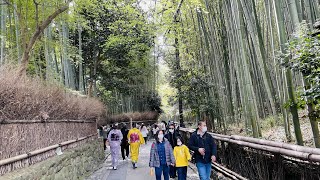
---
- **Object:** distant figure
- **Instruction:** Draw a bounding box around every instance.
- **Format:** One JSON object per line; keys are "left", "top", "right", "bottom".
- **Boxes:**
{"left": 165, "top": 122, "right": 179, "bottom": 178}
{"left": 188, "top": 120, "right": 217, "bottom": 180}
{"left": 149, "top": 130, "right": 175, "bottom": 180}
{"left": 174, "top": 137, "right": 191, "bottom": 180}
{"left": 160, "top": 121, "right": 167, "bottom": 131}
{"left": 128, "top": 123, "right": 145, "bottom": 169}
{"left": 107, "top": 123, "right": 123, "bottom": 170}
{"left": 102, "top": 126, "right": 109, "bottom": 150}
{"left": 152, "top": 124, "right": 159, "bottom": 139}
{"left": 136, "top": 123, "right": 141, "bottom": 130}
{"left": 140, "top": 124, "right": 149, "bottom": 144}
{"left": 147, "top": 124, "right": 152, "bottom": 139}
{"left": 98, "top": 126, "right": 103, "bottom": 137}
{"left": 121, "top": 123, "right": 130, "bottom": 160}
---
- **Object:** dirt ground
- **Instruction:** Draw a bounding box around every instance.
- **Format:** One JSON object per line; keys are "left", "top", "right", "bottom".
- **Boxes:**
{"left": 227, "top": 110, "right": 317, "bottom": 147}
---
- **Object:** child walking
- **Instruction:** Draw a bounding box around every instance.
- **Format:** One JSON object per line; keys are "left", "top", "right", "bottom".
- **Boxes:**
{"left": 173, "top": 137, "right": 191, "bottom": 180}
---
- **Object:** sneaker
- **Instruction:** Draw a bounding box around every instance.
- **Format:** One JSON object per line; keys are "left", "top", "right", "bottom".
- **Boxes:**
{"left": 132, "top": 162, "right": 137, "bottom": 169}
{"left": 113, "top": 166, "right": 117, "bottom": 170}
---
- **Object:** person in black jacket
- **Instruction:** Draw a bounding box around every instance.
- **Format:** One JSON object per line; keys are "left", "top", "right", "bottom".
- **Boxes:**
{"left": 188, "top": 120, "right": 217, "bottom": 180}
{"left": 121, "top": 123, "right": 130, "bottom": 160}
{"left": 164, "top": 123, "right": 179, "bottom": 178}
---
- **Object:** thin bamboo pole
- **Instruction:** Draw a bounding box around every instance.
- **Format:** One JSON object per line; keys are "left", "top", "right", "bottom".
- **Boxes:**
{"left": 0, "top": 133, "right": 96, "bottom": 167}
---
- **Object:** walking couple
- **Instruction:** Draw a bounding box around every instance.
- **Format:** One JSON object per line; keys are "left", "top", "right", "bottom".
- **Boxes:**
{"left": 106, "top": 122, "right": 145, "bottom": 170}
{"left": 149, "top": 120, "right": 217, "bottom": 180}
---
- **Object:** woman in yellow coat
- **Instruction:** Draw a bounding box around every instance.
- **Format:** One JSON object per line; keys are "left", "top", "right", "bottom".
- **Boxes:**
{"left": 128, "top": 123, "right": 145, "bottom": 169}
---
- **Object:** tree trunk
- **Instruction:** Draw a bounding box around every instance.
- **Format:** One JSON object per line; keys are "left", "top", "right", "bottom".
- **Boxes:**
{"left": 175, "top": 33, "right": 184, "bottom": 126}
{"left": 78, "top": 24, "right": 84, "bottom": 93}
{"left": 273, "top": 0, "right": 304, "bottom": 145}
{"left": 287, "top": 0, "right": 320, "bottom": 146}
{"left": 239, "top": 0, "right": 279, "bottom": 124}
{"left": 19, "top": 3, "right": 69, "bottom": 76}
{"left": 0, "top": 4, "right": 7, "bottom": 65}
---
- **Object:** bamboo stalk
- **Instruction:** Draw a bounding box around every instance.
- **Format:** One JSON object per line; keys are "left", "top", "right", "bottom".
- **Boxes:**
{"left": 216, "top": 136, "right": 320, "bottom": 161}
{"left": 229, "top": 135, "right": 320, "bottom": 155}
{"left": 212, "top": 162, "right": 248, "bottom": 180}
{"left": 211, "top": 163, "right": 239, "bottom": 180}
{"left": 180, "top": 128, "right": 320, "bottom": 160}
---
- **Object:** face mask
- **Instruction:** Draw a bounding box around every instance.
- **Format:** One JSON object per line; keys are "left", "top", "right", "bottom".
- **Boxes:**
{"left": 202, "top": 127, "right": 207, "bottom": 133}
{"left": 158, "top": 134, "right": 164, "bottom": 140}
{"left": 169, "top": 129, "right": 174, "bottom": 133}
{"left": 177, "top": 142, "right": 182, "bottom": 146}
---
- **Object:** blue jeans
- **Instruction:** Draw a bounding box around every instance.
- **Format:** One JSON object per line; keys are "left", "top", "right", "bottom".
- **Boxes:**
{"left": 176, "top": 166, "right": 187, "bottom": 180}
{"left": 155, "top": 164, "right": 169, "bottom": 180}
{"left": 196, "top": 162, "right": 212, "bottom": 180}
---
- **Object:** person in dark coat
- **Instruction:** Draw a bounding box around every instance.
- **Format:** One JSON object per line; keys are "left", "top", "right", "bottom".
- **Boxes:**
{"left": 121, "top": 123, "right": 130, "bottom": 160}
{"left": 188, "top": 120, "right": 217, "bottom": 180}
{"left": 164, "top": 123, "right": 179, "bottom": 178}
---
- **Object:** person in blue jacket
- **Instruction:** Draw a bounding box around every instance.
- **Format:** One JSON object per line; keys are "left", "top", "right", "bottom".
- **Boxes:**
{"left": 188, "top": 120, "right": 217, "bottom": 180}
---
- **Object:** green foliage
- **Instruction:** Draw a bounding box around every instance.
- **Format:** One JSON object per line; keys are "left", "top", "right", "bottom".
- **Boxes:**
{"left": 283, "top": 89, "right": 307, "bottom": 109}
{"left": 72, "top": 0, "right": 157, "bottom": 114}
{"left": 145, "top": 91, "right": 162, "bottom": 113}
{"left": 168, "top": 67, "right": 212, "bottom": 116}
{"left": 1, "top": 0, "right": 158, "bottom": 114}
{"left": 281, "top": 22, "right": 320, "bottom": 111}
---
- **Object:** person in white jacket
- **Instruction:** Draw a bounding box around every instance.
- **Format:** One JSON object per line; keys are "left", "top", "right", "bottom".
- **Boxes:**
{"left": 140, "top": 124, "right": 149, "bottom": 144}
{"left": 107, "top": 123, "right": 123, "bottom": 170}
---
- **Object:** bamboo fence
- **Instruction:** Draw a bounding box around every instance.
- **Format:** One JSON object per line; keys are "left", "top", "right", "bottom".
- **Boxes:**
{"left": 0, "top": 119, "right": 97, "bottom": 175}
{"left": 179, "top": 128, "right": 320, "bottom": 180}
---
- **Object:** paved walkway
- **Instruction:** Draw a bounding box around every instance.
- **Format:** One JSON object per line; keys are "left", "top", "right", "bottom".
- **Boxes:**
{"left": 87, "top": 141, "right": 200, "bottom": 180}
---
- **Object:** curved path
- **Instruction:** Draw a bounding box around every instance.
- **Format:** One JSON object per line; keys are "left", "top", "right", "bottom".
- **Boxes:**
{"left": 87, "top": 141, "right": 200, "bottom": 180}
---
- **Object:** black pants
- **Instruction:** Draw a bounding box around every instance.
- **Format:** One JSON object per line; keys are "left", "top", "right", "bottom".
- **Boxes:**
{"left": 103, "top": 138, "right": 107, "bottom": 150}
{"left": 121, "top": 144, "right": 129, "bottom": 160}
{"left": 144, "top": 137, "right": 148, "bottom": 144}
{"left": 169, "top": 165, "right": 177, "bottom": 178}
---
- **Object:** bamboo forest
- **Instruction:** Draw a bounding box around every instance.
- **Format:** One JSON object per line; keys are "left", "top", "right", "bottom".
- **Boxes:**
{"left": 0, "top": 0, "right": 320, "bottom": 179}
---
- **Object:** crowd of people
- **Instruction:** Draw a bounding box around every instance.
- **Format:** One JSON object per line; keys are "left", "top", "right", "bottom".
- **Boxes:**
{"left": 100, "top": 120, "right": 217, "bottom": 180}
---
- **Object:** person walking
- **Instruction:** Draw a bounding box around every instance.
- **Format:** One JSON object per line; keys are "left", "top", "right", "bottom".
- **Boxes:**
{"left": 120, "top": 123, "right": 130, "bottom": 160}
{"left": 165, "top": 123, "right": 179, "bottom": 178}
{"left": 174, "top": 137, "right": 191, "bottom": 180}
{"left": 107, "top": 123, "right": 123, "bottom": 170}
{"left": 147, "top": 124, "right": 152, "bottom": 140}
{"left": 160, "top": 121, "right": 167, "bottom": 131}
{"left": 152, "top": 124, "right": 159, "bottom": 139}
{"left": 102, "top": 126, "right": 109, "bottom": 151}
{"left": 149, "top": 130, "right": 176, "bottom": 180}
{"left": 128, "top": 123, "right": 145, "bottom": 169}
{"left": 188, "top": 120, "right": 217, "bottom": 180}
{"left": 140, "top": 124, "right": 149, "bottom": 144}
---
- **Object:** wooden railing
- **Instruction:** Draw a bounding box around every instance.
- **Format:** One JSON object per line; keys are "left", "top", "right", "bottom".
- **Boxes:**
{"left": 179, "top": 128, "right": 320, "bottom": 180}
